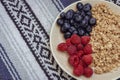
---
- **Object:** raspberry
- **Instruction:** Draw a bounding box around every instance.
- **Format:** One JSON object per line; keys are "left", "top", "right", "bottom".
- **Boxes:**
{"left": 57, "top": 43, "right": 67, "bottom": 51}
{"left": 81, "top": 36, "right": 90, "bottom": 45}
{"left": 77, "top": 50, "right": 84, "bottom": 58}
{"left": 82, "top": 54, "right": 93, "bottom": 65}
{"left": 83, "top": 44, "right": 92, "bottom": 54}
{"left": 73, "top": 65, "right": 84, "bottom": 76}
{"left": 77, "top": 44, "right": 84, "bottom": 50}
{"left": 66, "top": 38, "right": 72, "bottom": 46}
{"left": 79, "top": 60, "right": 87, "bottom": 68}
{"left": 68, "top": 55, "right": 79, "bottom": 67}
{"left": 67, "top": 45, "right": 77, "bottom": 55}
{"left": 84, "top": 67, "right": 93, "bottom": 77}
{"left": 70, "top": 34, "right": 81, "bottom": 45}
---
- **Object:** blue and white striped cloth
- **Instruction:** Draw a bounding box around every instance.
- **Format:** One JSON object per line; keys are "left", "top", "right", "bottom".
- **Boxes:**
{"left": 0, "top": 0, "right": 120, "bottom": 80}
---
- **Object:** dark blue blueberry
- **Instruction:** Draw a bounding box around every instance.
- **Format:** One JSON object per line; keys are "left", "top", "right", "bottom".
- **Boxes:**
{"left": 83, "top": 3, "right": 92, "bottom": 12}
{"left": 60, "top": 26, "right": 67, "bottom": 33}
{"left": 61, "top": 23, "right": 70, "bottom": 33}
{"left": 57, "top": 18, "right": 64, "bottom": 26}
{"left": 80, "top": 19, "right": 87, "bottom": 28}
{"left": 77, "top": 2, "right": 83, "bottom": 11}
{"left": 84, "top": 16, "right": 90, "bottom": 21}
{"left": 73, "top": 30, "right": 78, "bottom": 35}
{"left": 64, "top": 20, "right": 69, "bottom": 23}
{"left": 64, "top": 32, "right": 71, "bottom": 39}
{"left": 89, "top": 17, "right": 96, "bottom": 26}
{"left": 60, "top": 12, "right": 65, "bottom": 18}
{"left": 74, "top": 23, "right": 80, "bottom": 29}
{"left": 84, "top": 32, "right": 90, "bottom": 36}
{"left": 76, "top": 11, "right": 81, "bottom": 14}
{"left": 74, "top": 15, "right": 82, "bottom": 22}
{"left": 70, "top": 19, "right": 74, "bottom": 25}
{"left": 86, "top": 26, "right": 92, "bottom": 32}
{"left": 69, "top": 26, "right": 76, "bottom": 33}
{"left": 81, "top": 10, "right": 85, "bottom": 17}
{"left": 65, "top": 9, "right": 74, "bottom": 20}
{"left": 78, "top": 29, "right": 85, "bottom": 36}
{"left": 86, "top": 11, "right": 92, "bottom": 17}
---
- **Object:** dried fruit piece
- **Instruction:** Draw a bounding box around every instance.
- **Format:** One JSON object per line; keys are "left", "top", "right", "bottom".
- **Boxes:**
{"left": 82, "top": 54, "right": 93, "bottom": 65}
{"left": 70, "top": 34, "right": 81, "bottom": 45}
{"left": 81, "top": 36, "right": 90, "bottom": 45}
{"left": 68, "top": 55, "right": 79, "bottom": 67}
{"left": 84, "top": 67, "right": 93, "bottom": 77}
{"left": 67, "top": 45, "right": 77, "bottom": 55}
{"left": 83, "top": 44, "right": 92, "bottom": 54}
{"left": 73, "top": 65, "right": 84, "bottom": 76}
{"left": 77, "top": 44, "right": 84, "bottom": 50}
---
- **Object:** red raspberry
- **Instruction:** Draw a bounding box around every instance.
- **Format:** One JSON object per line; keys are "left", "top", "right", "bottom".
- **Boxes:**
{"left": 81, "top": 36, "right": 90, "bottom": 45}
{"left": 79, "top": 60, "right": 87, "bottom": 68}
{"left": 77, "top": 50, "right": 84, "bottom": 58}
{"left": 84, "top": 67, "right": 93, "bottom": 77}
{"left": 57, "top": 43, "right": 67, "bottom": 51}
{"left": 68, "top": 55, "right": 79, "bottom": 67}
{"left": 82, "top": 54, "right": 93, "bottom": 65}
{"left": 66, "top": 38, "right": 72, "bottom": 46}
{"left": 77, "top": 44, "right": 84, "bottom": 50}
{"left": 83, "top": 44, "right": 92, "bottom": 54}
{"left": 73, "top": 65, "right": 84, "bottom": 76}
{"left": 70, "top": 34, "right": 81, "bottom": 45}
{"left": 67, "top": 45, "right": 77, "bottom": 55}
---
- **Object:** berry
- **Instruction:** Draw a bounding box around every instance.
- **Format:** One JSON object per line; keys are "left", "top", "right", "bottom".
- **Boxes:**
{"left": 81, "top": 19, "right": 87, "bottom": 28}
{"left": 77, "top": 2, "right": 83, "bottom": 11}
{"left": 60, "top": 12, "right": 65, "bottom": 18}
{"left": 69, "top": 26, "right": 76, "bottom": 33}
{"left": 86, "top": 11, "right": 92, "bottom": 17}
{"left": 82, "top": 54, "right": 93, "bottom": 65}
{"left": 57, "top": 18, "right": 64, "bottom": 26}
{"left": 83, "top": 44, "right": 92, "bottom": 54}
{"left": 77, "top": 44, "right": 84, "bottom": 50}
{"left": 64, "top": 32, "right": 71, "bottom": 39}
{"left": 69, "top": 55, "right": 79, "bottom": 67}
{"left": 79, "top": 60, "right": 87, "bottom": 68}
{"left": 70, "top": 34, "right": 81, "bottom": 45}
{"left": 73, "top": 65, "right": 84, "bottom": 76}
{"left": 89, "top": 17, "right": 96, "bottom": 26}
{"left": 86, "top": 26, "right": 92, "bottom": 32}
{"left": 83, "top": 3, "right": 92, "bottom": 12}
{"left": 67, "top": 45, "right": 77, "bottom": 55}
{"left": 74, "top": 15, "right": 82, "bottom": 22}
{"left": 58, "top": 43, "right": 67, "bottom": 51}
{"left": 81, "top": 10, "right": 85, "bottom": 17}
{"left": 78, "top": 29, "right": 85, "bottom": 36}
{"left": 84, "top": 16, "right": 90, "bottom": 21}
{"left": 77, "top": 50, "right": 84, "bottom": 58}
{"left": 66, "top": 38, "right": 72, "bottom": 46}
{"left": 84, "top": 67, "right": 93, "bottom": 77}
{"left": 81, "top": 36, "right": 90, "bottom": 45}
{"left": 84, "top": 32, "right": 90, "bottom": 36}
{"left": 70, "top": 19, "right": 74, "bottom": 25}
{"left": 65, "top": 9, "right": 74, "bottom": 19}
{"left": 63, "top": 23, "right": 71, "bottom": 30}
{"left": 72, "top": 30, "right": 78, "bottom": 35}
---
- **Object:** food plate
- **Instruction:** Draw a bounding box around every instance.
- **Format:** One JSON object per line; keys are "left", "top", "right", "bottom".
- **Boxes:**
{"left": 50, "top": 0, "right": 120, "bottom": 80}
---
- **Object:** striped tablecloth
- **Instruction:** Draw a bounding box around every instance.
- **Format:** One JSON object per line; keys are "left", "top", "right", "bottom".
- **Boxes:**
{"left": 0, "top": 0, "right": 120, "bottom": 80}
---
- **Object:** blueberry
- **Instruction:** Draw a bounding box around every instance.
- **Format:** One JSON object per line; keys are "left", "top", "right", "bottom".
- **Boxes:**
{"left": 70, "top": 19, "right": 74, "bottom": 25}
{"left": 78, "top": 29, "right": 85, "bottom": 36}
{"left": 81, "top": 10, "right": 85, "bottom": 17}
{"left": 64, "top": 32, "right": 71, "bottom": 39}
{"left": 64, "top": 19, "right": 69, "bottom": 23}
{"left": 77, "top": 2, "right": 83, "bottom": 11}
{"left": 84, "top": 16, "right": 90, "bottom": 21}
{"left": 65, "top": 9, "right": 74, "bottom": 19}
{"left": 69, "top": 26, "right": 76, "bottom": 33}
{"left": 73, "top": 30, "right": 78, "bottom": 34}
{"left": 57, "top": 18, "right": 64, "bottom": 26}
{"left": 89, "top": 17, "right": 96, "bottom": 26}
{"left": 84, "top": 32, "right": 90, "bottom": 36}
{"left": 74, "top": 15, "right": 82, "bottom": 22}
{"left": 86, "top": 26, "right": 92, "bottom": 32}
{"left": 80, "top": 19, "right": 87, "bottom": 28}
{"left": 86, "top": 11, "right": 92, "bottom": 17}
{"left": 60, "top": 12, "right": 65, "bottom": 18}
{"left": 74, "top": 23, "right": 80, "bottom": 29}
{"left": 76, "top": 11, "right": 81, "bottom": 14}
{"left": 61, "top": 23, "right": 70, "bottom": 33}
{"left": 83, "top": 3, "right": 92, "bottom": 12}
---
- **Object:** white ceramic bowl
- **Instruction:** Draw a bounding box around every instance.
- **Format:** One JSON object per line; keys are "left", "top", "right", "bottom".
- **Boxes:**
{"left": 50, "top": 0, "right": 120, "bottom": 80}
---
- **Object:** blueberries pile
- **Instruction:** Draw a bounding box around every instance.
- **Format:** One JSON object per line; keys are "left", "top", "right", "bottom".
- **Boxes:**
{"left": 57, "top": 2, "right": 96, "bottom": 39}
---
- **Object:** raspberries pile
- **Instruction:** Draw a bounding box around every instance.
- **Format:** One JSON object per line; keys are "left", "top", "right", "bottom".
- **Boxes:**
{"left": 58, "top": 34, "right": 93, "bottom": 77}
